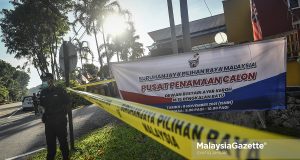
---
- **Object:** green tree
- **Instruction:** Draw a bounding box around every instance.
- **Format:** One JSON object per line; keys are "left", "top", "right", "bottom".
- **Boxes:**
{"left": 13, "top": 70, "right": 30, "bottom": 90}
{"left": 73, "top": 39, "right": 94, "bottom": 69}
{"left": 98, "top": 64, "right": 109, "bottom": 78}
{"left": 0, "top": 0, "right": 72, "bottom": 78}
{"left": 73, "top": 0, "right": 120, "bottom": 72}
{"left": 82, "top": 63, "right": 99, "bottom": 77}
{"left": 13, "top": 70, "right": 30, "bottom": 97}
{"left": 99, "top": 36, "right": 115, "bottom": 63}
{"left": 0, "top": 85, "right": 9, "bottom": 102}
{"left": 101, "top": 17, "right": 144, "bottom": 62}
{"left": 0, "top": 60, "right": 30, "bottom": 101}
{"left": 122, "top": 21, "right": 144, "bottom": 61}
{"left": 0, "top": 60, "right": 16, "bottom": 86}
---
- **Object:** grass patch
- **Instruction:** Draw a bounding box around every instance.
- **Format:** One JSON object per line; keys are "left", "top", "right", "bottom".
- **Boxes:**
{"left": 29, "top": 123, "right": 184, "bottom": 160}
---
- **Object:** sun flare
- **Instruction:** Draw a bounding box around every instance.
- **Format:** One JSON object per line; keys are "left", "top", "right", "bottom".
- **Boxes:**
{"left": 103, "top": 14, "right": 127, "bottom": 36}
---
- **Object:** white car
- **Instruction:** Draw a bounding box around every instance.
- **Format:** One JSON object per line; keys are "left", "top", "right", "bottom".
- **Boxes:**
{"left": 22, "top": 96, "right": 34, "bottom": 111}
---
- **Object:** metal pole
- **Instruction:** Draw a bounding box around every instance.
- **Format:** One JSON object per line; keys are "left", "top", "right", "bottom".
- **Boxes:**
{"left": 167, "top": 0, "right": 178, "bottom": 54}
{"left": 179, "top": 0, "right": 192, "bottom": 52}
{"left": 63, "top": 41, "right": 75, "bottom": 150}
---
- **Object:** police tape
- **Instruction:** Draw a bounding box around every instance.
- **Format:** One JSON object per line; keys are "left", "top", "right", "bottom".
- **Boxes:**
{"left": 72, "top": 79, "right": 115, "bottom": 89}
{"left": 67, "top": 88, "right": 300, "bottom": 160}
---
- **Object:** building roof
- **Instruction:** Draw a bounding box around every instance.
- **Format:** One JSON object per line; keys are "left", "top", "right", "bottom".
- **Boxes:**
{"left": 148, "top": 13, "right": 225, "bottom": 42}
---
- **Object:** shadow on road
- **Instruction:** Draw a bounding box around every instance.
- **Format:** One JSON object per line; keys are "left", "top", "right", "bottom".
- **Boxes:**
{"left": 0, "top": 115, "right": 41, "bottom": 140}
{"left": 74, "top": 105, "right": 121, "bottom": 139}
{"left": 0, "top": 105, "right": 20, "bottom": 111}
{"left": 0, "top": 108, "right": 34, "bottom": 119}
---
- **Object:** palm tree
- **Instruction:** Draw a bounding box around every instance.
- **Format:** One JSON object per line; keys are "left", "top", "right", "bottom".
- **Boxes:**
{"left": 129, "top": 40, "right": 144, "bottom": 61}
{"left": 99, "top": 37, "right": 116, "bottom": 63}
{"left": 83, "top": 46, "right": 95, "bottom": 64}
{"left": 73, "top": 38, "right": 89, "bottom": 69}
{"left": 123, "top": 22, "right": 144, "bottom": 61}
{"left": 103, "top": 34, "right": 124, "bottom": 62}
{"left": 73, "top": 0, "right": 120, "bottom": 71}
{"left": 102, "top": 20, "right": 144, "bottom": 62}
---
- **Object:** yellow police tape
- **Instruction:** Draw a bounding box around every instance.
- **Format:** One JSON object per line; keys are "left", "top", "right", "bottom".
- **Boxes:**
{"left": 67, "top": 88, "right": 300, "bottom": 160}
{"left": 72, "top": 79, "right": 115, "bottom": 89}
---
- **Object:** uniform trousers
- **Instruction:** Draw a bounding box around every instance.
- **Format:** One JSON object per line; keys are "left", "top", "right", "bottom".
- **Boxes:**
{"left": 44, "top": 114, "right": 69, "bottom": 160}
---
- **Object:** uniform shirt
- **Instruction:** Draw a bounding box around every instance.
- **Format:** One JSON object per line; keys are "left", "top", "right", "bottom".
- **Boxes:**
{"left": 40, "top": 86, "right": 70, "bottom": 116}
{"left": 32, "top": 95, "right": 38, "bottom": 105}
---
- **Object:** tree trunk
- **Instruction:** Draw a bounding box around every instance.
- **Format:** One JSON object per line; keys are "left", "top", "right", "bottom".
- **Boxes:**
{"left": 50, "top": 42, "right": 55, "bottom": 79}
{"left": 41, "top": 52, "right": 49, "bottom": 73}
{"left": 54, "top": 36, "right": 60, "bottom": 79}
{"left": 117, "top": 51, "right": 120, "bottom": 62}
{"left": 36, "top": 52, "right": 46, "bottom": 74}
{"left": 92, "top": 22, "right": 103, "bottom": 70}
{"left": 101, "top": 24, "right": 110, "bottom": 71}
{"left": 79, "top": 44, "right": 84, "bottom": 70}
{"left": 33, "top": 57, "right": 41, "bottom": 77}
{"left": 90, "top": 52, "right": 95, "bottom": 65}
{"left": 37, "top": 44, "right": 49, "bottom": 73}
{"left": 35, "top": 65, "right": 41, "bottom": 78}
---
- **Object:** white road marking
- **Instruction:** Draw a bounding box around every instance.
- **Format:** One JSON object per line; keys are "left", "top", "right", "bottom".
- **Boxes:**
{"left": 0, "top": 118, "right": 42, "bottom": 135}
{"left": 9, "top": 112, "right": 34, "bottom": 119}
{"left": 0, "top": 112, "right": 35, "bottom": 127}
{"left": 5, "top": 148, "right": 45, "bottom": 160}
{"left": 0, "top": 106, "right": 81, "bottom": 127}
{"left": 8, "top": 107, "right": 22, "bottom": 119}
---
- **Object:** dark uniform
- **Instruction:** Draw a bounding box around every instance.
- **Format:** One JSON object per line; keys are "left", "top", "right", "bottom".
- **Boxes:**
{"left": 40, "top": 86, "right": 70, "bottom": 160}
{"left": 32, "top": 93, "right": 38, "bottom": 115}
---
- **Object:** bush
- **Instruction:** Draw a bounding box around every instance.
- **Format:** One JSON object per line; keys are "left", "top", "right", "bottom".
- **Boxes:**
{"left": 0, "top": 85, "right": 8, "bottom": 102}
{"left": 69, "top": 91, "right": 91, "bottom": 107}
{"left": 55, "top": 80, "right": 91, "bottom": 108}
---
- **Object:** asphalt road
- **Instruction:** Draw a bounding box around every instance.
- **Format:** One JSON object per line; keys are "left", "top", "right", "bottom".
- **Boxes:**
{"left": 0, "top": 102, "right": 22, "bottom": 118}
{"left": 0, "top": 104, "right": 119, "bottom": 160}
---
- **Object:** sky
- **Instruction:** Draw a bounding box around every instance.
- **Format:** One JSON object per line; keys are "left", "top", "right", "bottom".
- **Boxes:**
{"left": 0, "top": 0, "right": 224, "bottom": 89}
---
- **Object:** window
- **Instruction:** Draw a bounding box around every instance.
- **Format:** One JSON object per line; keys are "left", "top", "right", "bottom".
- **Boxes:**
{"left": 289, "top": 0, "right": 300, "bottom": 9}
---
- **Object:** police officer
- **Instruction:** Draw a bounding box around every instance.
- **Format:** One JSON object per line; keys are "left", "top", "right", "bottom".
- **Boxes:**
{"left": 39, "top": 73, "right": 70, "bottom": 160}
{"left": 32, "top": 93, "right": 38, "bottom": 115}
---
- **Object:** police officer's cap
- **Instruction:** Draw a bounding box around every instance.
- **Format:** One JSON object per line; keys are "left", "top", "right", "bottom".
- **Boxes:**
{"left": 40, "top": 72, "right": 54, "bottom": 81}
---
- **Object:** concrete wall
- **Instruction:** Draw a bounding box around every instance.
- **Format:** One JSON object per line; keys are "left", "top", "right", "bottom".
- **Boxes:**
{"left": 152, "top": 32, "right": 218, "bottom": 55}
{"left": 156, "top": 33, "right": 218, "bottom": 49}
{"left": 191, "top": 34, "right": 216, "bottom": 46}
{"left": 287, "top": 60, "right": 300, "bottom": 86}
{"left": 223, "top": 0, "right": 253, "bottom": 43}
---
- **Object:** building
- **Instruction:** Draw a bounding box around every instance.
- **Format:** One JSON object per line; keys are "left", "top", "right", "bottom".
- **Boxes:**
{"left": 148, "top": 0, "right": 300, "bottom": 86}
{"left": 223, "top": 0, "right": 300, "bottom": 86}
{"left": 148, "top": 14, "right": 226, "bottom": 56}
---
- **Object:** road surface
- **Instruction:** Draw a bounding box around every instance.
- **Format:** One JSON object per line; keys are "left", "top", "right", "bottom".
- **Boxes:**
{"left": 0, "top": 104, "right": 119, "bottom": 160}
{"left": 0, "top": 102, "right": 22, "bottom": 118}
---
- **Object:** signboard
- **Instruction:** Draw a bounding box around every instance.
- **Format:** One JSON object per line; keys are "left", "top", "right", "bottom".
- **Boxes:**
{"left": 59, "top": 41, "right": 78, "bottom": 73}
{"left": 111, "top": 38, "right": 287, "bottom": 114}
